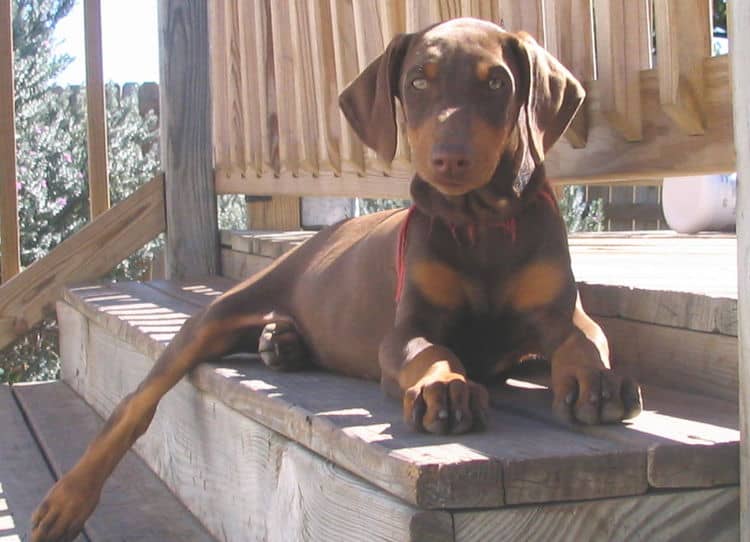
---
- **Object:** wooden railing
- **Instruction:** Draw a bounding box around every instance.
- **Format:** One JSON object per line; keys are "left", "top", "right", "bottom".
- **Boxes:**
{"left": 0, "top": 0, "right": 110, "bottom": 285}
{"left": 210, "top": 0, "right": 733, "bottom": 199}
{"left": 0, "top": 0, "right": 163, "bottom": 350}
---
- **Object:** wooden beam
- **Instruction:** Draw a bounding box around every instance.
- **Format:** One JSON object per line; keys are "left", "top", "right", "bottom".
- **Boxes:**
{"left": 498, "top": 0, "right": 545, "bottom": 44}
{"left": 544, "top": 0, "right": 594, "bottom": 148}
{"left": 158, "top": 0, "right": 218, "bottom": 279}
{"left": 654, "top": 0, "right": 711, "bottom": 135}
{"left": 730, "top": 0, "right": 750, "bottom": 537}
{"left": 84, "top": 0, "right": 110, "bottom": 218}
{"left": 0, "top": 0, "right": 20, "bottom": 282}
{"left": 246, "top": 196, "right": 301, "bottom": 230}
{"left": 0, "top": 175, "right": 165, "bottom": 351}
{"left": 593, "top": 0, "right": 651, "bottom": 141}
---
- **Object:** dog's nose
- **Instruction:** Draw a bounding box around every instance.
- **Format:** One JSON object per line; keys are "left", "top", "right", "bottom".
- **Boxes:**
{"left": 431, "top": 146, "right": 471, "bottom": 176}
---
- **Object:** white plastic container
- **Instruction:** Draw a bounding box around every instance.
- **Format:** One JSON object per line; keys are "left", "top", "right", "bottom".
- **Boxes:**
{"left": 662, "top": 173, "right": 737, "bottom": 234}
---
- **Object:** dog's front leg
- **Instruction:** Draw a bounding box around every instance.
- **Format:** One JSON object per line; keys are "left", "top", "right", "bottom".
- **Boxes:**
{"left": 538, "top": 294, "right": 642, "bottom": 425}
{"left": 380, "top": 322, "right": 489, "bottom": 435}
{"left": 31, "top": 289, "right": 274, "bottom": 542}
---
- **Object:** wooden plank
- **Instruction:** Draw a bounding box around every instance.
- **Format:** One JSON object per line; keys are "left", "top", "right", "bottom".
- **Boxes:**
{"left": 454, "top": 486, "right": 738, "bottom": 542}
{"left": 247, "top": 196, "right": 301, "bottom": 230}
{"left": 13, "top": 381, "right": 213, "bottom": 542}
{"left": 330, "top": 0, "right": 366, "bottom": 174}
{"left": 144, "top": 276, "right": 235, "bottom": 308}
{"left": 543, "top": 0, "right": 594, "bottom": 147}
{"left": 268, "top": 0, "right": 301, "bottom": 177}
{"left": 0, "top": 176, "right": 165, "bottom": 351}
{"left": 579, "top": 283, "right": 738, "bottom": 336}
{"left": 236, "top": 0, "right": 262, "bottom": 175}
{"left": 58, "top": 308, "right": 453, "bottom": 542}
{"left": 598, "top": 316, "right": 738, "bottom": 403}
{"left": 208, "top": 0, "right": 229, "bottom": 174}
{"left": 307, "top": 0, "right": 342, "bottom": 172}
{"left": 0, "top": 385, "right": 61, "bottom": 542}
{"left": 729, "top": 0, "right": 750, "bottom": 536}
{"left": 491, "top": 375, "right": 739, "bottom": 489}
{"left": 158, "top": 0, "right": 218, "bottom": 279}
{"left": 593, "top": 0, "right": 650, "bottom": 141}
{"left": 497, "top": 0, "right": 545, "bottom": 44}
{"left": 223, "top": 0, "right": 247, "bottom": 173}
{"left": 63, "top": 282, "right": 653, "bottom": 509}
{"left": 654, "top": 0, "right": 711, "bottom": 135}
{"left": 0, "top": 0, "right": 19, "bottom": 282}
{"left": 83, "top": 0, "right": 110, "bottom": 218}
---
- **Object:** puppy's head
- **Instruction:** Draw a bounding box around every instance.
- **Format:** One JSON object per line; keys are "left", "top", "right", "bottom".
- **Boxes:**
{"left": 339, "top": 18, "right": 584, "bottom": 197}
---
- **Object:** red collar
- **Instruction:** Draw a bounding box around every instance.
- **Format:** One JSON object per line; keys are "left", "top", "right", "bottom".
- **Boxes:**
{"left": 394, "top": 189, "right": 557, "bottom": 302}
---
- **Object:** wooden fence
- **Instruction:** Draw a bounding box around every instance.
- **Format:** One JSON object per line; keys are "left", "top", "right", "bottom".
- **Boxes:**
{"left": 210, "top": 0, "right": 733, "bottom": 199}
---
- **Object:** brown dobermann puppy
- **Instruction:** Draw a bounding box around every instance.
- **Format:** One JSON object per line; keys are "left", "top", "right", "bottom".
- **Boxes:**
{"left": 32, "top": 18, "right": 642, "bottom": 542}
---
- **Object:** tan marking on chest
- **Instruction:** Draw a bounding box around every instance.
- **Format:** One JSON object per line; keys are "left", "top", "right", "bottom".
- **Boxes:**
{"left": 509, "top": 260, "right": 566, "bottom": 311}
{"left": 411, "top": 261, "right": 465, "bottom": 309}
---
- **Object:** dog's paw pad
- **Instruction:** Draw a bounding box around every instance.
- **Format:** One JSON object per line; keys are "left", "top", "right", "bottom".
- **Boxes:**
{"left": 258, "top": 321, "right": 308, "bottom": 371}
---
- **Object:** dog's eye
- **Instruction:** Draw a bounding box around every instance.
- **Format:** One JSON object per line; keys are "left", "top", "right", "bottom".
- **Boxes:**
{"left": 488, "top": 77, "right": 505, "bottom": 91}
{"left": 411, "top": 78, "right": 429, "bottom": 90}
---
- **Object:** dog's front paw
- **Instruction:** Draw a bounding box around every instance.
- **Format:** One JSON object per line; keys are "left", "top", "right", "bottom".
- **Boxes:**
{"left": 32, "top": 472, "right": 100, "bottom": 542}
{"left": 404, "top": 374, "right": 489, "bottom": 434}
{"left": 258, "top": 321, "right": 308, "bottom": 371}
{"left": 552, "top": 365, "right": 642, "bottom": 425}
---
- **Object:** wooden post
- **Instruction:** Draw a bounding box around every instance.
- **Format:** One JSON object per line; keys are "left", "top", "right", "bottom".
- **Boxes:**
{"left": 158, "top": 0, "right": 218, "bottom": 279}
{"left": 84, "top": 0, "right": 110, "bottom": 218}
{"left": 730, "top": 1, "right": 750, "bottom": 537}
{"left": 0, "top": 0, "right": 20, "bottom": 282}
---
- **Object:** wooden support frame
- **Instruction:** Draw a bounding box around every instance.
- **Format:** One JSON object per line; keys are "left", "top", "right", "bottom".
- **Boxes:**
{"left": 84, "top": 0, "right": 110, "bottom": 218}
{"left": 730, "top": 1, "right": 749, "bottom": 537}
{"left": 158, "top": 0, "right": 218, "bottom": 279}
{"left": 0, "top": 0, "right": 20, "bottom": 282}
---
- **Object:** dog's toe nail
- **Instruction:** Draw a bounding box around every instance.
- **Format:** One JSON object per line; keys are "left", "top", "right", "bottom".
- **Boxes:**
{"left": 455, "top": 409, "right": 463, "bottom": 423}
{"left": 438, "top": 409, "right": 449, "bottom": 420}
{"left": 565, "top": 391, "right": 576, "bottom": 405}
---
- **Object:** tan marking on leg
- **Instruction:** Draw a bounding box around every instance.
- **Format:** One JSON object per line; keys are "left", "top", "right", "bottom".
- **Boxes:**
{"left": 411, "top": 260, "right": 465, "bottom": 309}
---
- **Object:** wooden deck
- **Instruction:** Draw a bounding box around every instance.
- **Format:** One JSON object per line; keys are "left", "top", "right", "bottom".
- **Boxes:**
{"left": 52, "top": 227, "right": 742, "bottom": 540}
{"left": 0, "top": 381, "right": 214, "bottom": 541}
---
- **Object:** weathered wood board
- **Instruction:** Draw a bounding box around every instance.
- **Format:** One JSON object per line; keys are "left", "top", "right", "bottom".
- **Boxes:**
{"left": 0, "top": 385, "right": 62, "bottom": 542}
{"left": 12, "top": 381, "right": 214, "bottom": 542}
{"left": 453, "top": 486, "right": 739, "bottom": 542}
{"left": 58, "top": 303, "right": 453, "bottom": 542}
{"left": 59, "top": 277, "right": 740, "bottom": 508}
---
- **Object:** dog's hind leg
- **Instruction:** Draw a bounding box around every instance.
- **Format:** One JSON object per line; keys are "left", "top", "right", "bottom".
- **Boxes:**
{"left": 30, "top": 280, "right": 289, "bottom": 542}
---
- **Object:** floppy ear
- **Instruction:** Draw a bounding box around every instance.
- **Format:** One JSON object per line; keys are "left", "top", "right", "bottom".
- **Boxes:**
{"left": 514, "top": 32, "right": 585, "bottom": 165}
{"left": 338, "top": 33, "right": 414, "bottom": 164}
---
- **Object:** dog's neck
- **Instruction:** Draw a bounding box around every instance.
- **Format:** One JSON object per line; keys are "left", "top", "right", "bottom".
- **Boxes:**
{"left": 409, "top": 143, "right": 547, "bottom": 228}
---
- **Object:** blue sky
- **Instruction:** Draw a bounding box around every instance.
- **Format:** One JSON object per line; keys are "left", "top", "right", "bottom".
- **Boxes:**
{"left": 54, "top": 0, "right": 159, "bottom": 84}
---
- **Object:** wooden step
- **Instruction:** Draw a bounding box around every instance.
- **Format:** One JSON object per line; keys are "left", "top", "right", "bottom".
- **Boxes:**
{"left": 11, "top": 381, "right": 214, "bottom": 542}
{"left": 55, "top": 278, "right": 740, "bottom": 540}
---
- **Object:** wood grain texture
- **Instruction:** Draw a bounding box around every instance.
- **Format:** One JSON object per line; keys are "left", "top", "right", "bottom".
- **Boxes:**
{"left": 158, "top": 0, "right": 218, "bottom": 278}
{"left": 598, "top": 316, "right": 738, "bottom": 403}
{"left": 730, "top": 0, "right": 750, "bottom": 536}
{"left": 60, "top": 282, "right": 659, "bottom": 509}
{"left": 491, "top": 376, "right": 739, "bottom": 489}
{"left": 58, "top": 308, "right": 453, "bottom": 542}
{"left": 0, "top": 176, "right": 165, "bottom": 351}
{"left": 13, "top": 381, "right": 213, "bottom": 542}
{"left": 579, "top": 283, "right": 737, "bottom": 336}
{"left": 0, "top": 385, "right": 60, "bottom": 542}
{"left": 0, "top": 0, "right": 19, "bottom": 282}
{"left": 83, "top": 0, "right": 110, "bottom": 218}
{"left": 593, "top": 0, "right": 650, "bottom": 141}
{"left": 454, "top": 486, "right": 738, "bottom": 542}
{"left": 653, "top": 0, "right": 710, "bottom": 135}
{"left": 247, "top": 196, "right": 301, "bottom": 230}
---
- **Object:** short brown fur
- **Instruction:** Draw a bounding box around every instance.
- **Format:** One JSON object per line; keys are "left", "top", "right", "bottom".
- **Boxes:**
{"left": 31, "top": 18, "right": 641, "bottom": 542}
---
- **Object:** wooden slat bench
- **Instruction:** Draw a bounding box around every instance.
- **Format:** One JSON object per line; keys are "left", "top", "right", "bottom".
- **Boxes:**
{"left": 57, "top": 230, "right": 740, "bottom": 541}
{"left": 0, "top": 381, "right": 213, "bottom": 541}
